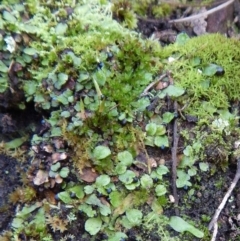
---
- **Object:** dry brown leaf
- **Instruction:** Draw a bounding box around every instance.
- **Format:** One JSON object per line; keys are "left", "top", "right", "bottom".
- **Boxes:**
{"left": 99, "top": 197, "right": 110, "bottom": 206}
{"left": 50, "top": 178, "right": 56, "bottom": 188}
{"left": 32, "top": 145, "right": 39, "bottom": 153}
{"left": 76, "top": 111, "right": 93, "bottom": 120}
{"left": 53, "top": 138, "right": 65, "bottom": 149}
{"left": 149, "top": 157, "right": 157, "bottom": 168}
{"left": 177, "top": 154, "right": 184, "bottom": 166}
{"left": 33, "top": 170, "right": 49, "bottom": 185}
{"left": 134, "top": 152, "right": 148, "bottom": 171}
{"left": 79, "top": 167, "right": 98, "bottom": 183}
{"left": 44, "top": 190, "right": 57, "bottom": 205}
{"left": 169, "top": 195, "right": 175, "bottom": 203}
{"left": 155, "top": 81, "right": 169, "bottom": 90}
{"left": 159, "top": 158, "right": 165, "bottom": 165}
{"left": 52, "top": 152, "right": 67, "bottom": 163}
{"left": 43, "top": 145, "right": 54, "bottom": 153}
{"left": 147, "top": 195, "right": 154, "bottom": 205}
{"left": 55, "top": 174, "right": 63, "bottom": 184}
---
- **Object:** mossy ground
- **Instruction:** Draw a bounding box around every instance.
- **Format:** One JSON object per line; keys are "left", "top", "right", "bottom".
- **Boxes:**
{"left": 0, "top": 1, "right": 240, "bottom": 241}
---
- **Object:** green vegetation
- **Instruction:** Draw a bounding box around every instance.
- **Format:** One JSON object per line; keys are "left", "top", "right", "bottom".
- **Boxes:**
{"left": 0, "top": 0, "right": 240, "bottom": 240}
{"left": 164, "top": 33, "right": 240, "bottom": 118}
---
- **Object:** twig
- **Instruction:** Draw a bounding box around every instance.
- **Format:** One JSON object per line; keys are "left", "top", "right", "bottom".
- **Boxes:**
{"left": 208, "top": 159, "right": 240, "bottom": 231}
{"left": 210, "top": 223, "right": 218, "bottom": 241}
{"left": 140, "top": 74, "right": 167, "bottom": 97}
{"left": 172, "top": 101, "right": 179, "bottom": 215}
{"left": 169, "top": 0, "right": 235, "bottom": 24}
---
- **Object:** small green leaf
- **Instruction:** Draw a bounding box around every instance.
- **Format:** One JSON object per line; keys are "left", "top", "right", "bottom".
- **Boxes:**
{"left": 155, "top": 184, "right": 167, "bottom": 196}
{"left": 34, "top": 92, "right": 45, "bottom": 103}
{"left": 155, "top": 125, "right": 166, "bottom": 136}
{"left": 169, "top": 216, "right": 204, "bottom": 238}
{"left": 125, "top": 182, "right": 139, "bottom": 190}
{"left": 3, "top": 11, "right": 16, "bottom": 23}
{"left": 57, "top": 191, "right": 72, "bottom": 204}
{"left": 162, "top": 112, "right": 174, "bottom": 124}
{"left": 51, "top": 162, "right": 61, "bottom": 172}
{"left": 12, "top": 218, "right": 24, "bottom": 229}
{"left": 68, "top": 96, "right": 74, "bottom": 103}
{"left": 117, "top": 151, "right": 133, "bottom": 166}
{"left": 55, "top": 73, "right": 68, "bottom": 89}
{"left": 16, "top": 203, "right": 41, "bottom": 218}
{"left": 93, "top": 145, "right": 111, "bottom": 160}
{"left": 86, "top": 194, "right": 102, "bottom": 207}
{"left": 154, "top": 135, "right": 169, "bottom": 147}
{"left": 79, "top": 204, "right": 96, "bottom": 217}
{"left": 109, "top": 191, "right": 124, "bottom": 207}
{"left": 151, "top": 199, "right": 163, "bottom": 214}
{"left": 74, "top": 100, "right": 83, "bottom": 112}
{"left": 202, "top": 101, "right": 217, "bottom": 114}
{"left": 56, "top": 95, "right": 68, "bottom": 105}
{"left": 18, "top": 103, "right": 26, "bottom": 110}
{"left": 5, "top": 136, "right": 28, "bottom": 149}
{"left": 67, "top": 52, "right": 82, "bottom": 67}
{"left": 23, "top": 81, "right": 37, "bottom": 96}
{"left": 176, "top": 170, "right": 191, "bottom": 188}
{"left": 175, "top": 32, "right": 190, "bottom": 45}
{"left": 156, "top": 165, "right": 169, "bottom": 176}
{"left": 218, "top": 109, "right": 234, "bottom": 120}
{"left": 108, "top": 232, "right": 128, "bottom": 241}
{"left": 144, "top": 136, "right": 155, "bottom": 147}
{"left": 132, "top": 98, "right": 150, "bottom": 111}
{"left": 183, "top": 146, "right": 193, "bottom": 157}
{"left": 119, "top": 170, "right": 136, "bottom": 184}
{"left": 199, "top": 162, "right": 209, "bottom": 172}
{"left": 59, "top": 167, "right": 70, "bottom": 178}
{"left": 84, "top": 185, "right": 95, "bottom": 194}
{"left": 69, "top": 185, "right": 84, "bottom": 199}
{"left": 118, "top": 112, "right": 126, "bottom": 121}
{"left": 190, "top": 57, "right": 201, "bottom": 67}
{"left": 0, "top": 77, "right": 8, "bottom": 93}
{"left": 192, "top": 141, "right": 202, "bottom": 152}
{"left": 100, "top": 205, "right": 111, "bottom": 216}
{"left": 121, "top": 216, "right": 132, "bottom": 229}
{"left": 50, "top": 127, "right": 62, "bottom": 137}
{"left": 179, "top": 155, "right": 196, "bottom": 168}
{"left": 188, "top": 167, "right": 197, "bottom": 176}
{"left": 140, "top": 174, "right": 153, "bottom": 189}
{"left": 202, "top": 64, "right": 222, "bottom": 76}
{"left": 115, "top": 163, "right": 127, "bottom": 174}
{"left": 95, "top": 175, "right": 111, "bottom": 186}
{"left": 200, "top": 79, "right": 210, "bottom": 89}
{"left": 146, "top": 123, "right": 157, "bottom": 136}
{"left": 159, "top": 85, "right": 185, "bottom": 98}
{"left": 0, "top": 60, "right": 8, "bottom": 73}
{"left": 58, "top": 73, "right": 68, "bottom": 82}
{"left": 78, "top": 73, "right": 89, "bottom": 82}
{"left": 85, "top": 217, "right": 102, "bottom": 235}
{"left": 55, "top": 22, "right": 68, "bottom": 35}
{"left": 126, "top": 209, "right": 143, "bottom": 225}
{"left": 49, "top": 170, "right": 56, "bottom": 178}
{"left": 61, "top": 111, "right": 71, "bottom": 118}
{"left": 23, "top": 48, "right": 37, "bottom": 56}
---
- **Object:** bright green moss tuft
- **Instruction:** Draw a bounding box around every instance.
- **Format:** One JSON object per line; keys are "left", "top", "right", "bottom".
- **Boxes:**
{"left": 164, "top": 34, "right": 240, "bottom": 117}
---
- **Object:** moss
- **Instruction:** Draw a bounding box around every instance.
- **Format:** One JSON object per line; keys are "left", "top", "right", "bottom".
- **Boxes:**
{"left": 131, "top": 0, "right": 173, "bottom": 18}
{"left": 111, "top": 0, "right": 138, "bottom": 29}
{"left": 163, "top": 34, "right": 240, "bottom": 118}
{"left": 1, "top": 1, "right": 240, "bottom": 240}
